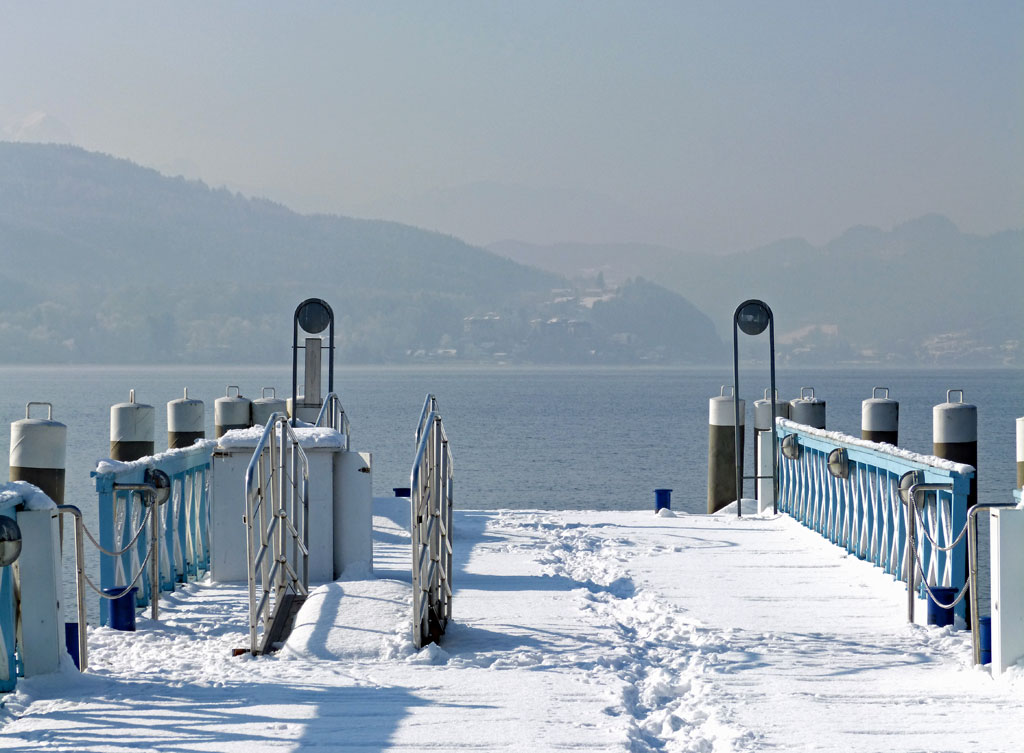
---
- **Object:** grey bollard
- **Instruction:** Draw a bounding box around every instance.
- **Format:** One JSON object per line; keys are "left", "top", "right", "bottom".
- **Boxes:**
{"left": 790, "top": 387, "right": 826, "bottom": 429}
{"left": 9, "top": 402, "right": 67, "bottom": 504}
{"left": 708, "top": 386, "right": 744, "bottom": 514}
{"left": 110, "top": 390, "right": 155, "bottom": 461}
{"left": 215, "top": 386, "right": 251, "bottom": 438}
{"left": 251, "top": 387, "right": 287, "bottom": 428}
{"left": 167, "top": 388, "right": 205, "bottom": 449}
{"left": 933, "top": 389, "right": 977, "bottom": 510}
{"left": 862, "top": 387, "right": 899, "bottom": 445}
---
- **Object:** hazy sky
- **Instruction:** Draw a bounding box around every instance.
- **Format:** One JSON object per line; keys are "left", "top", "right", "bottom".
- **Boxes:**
{"left": 2, "top": 1, "right": 1021, "bottom": 253}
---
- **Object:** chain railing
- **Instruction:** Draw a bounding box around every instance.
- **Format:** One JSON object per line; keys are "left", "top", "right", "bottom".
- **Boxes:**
{"left": 410, "top": 393, "right": 453, "bottom": 649}
{"left": 244, "top": 412, "right": 310, "bottom": 656}
{"left": 92, "top": 442, "right": 215, "bottom": 624}
{"left": 777, "top": 418, "right": 974, "bottom": 620}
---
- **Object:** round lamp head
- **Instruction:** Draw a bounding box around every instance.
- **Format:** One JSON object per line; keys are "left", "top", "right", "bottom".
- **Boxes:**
{"left": 736, "top": 300, "right": 771, "bottom": 336}
{"left": 296, "top": 299, "right": 332, "bottom": 334}
{"left": 781, "top": 433, "right": 800, "bottom": 460}
{"left": 0, "top": 515, "right": 23, "bottom": 567}
{"left": 827, "top": 448, "right": 849, "bottom": 479}
{"left": 145, "top": 468, "right": 172, "bottom": 506}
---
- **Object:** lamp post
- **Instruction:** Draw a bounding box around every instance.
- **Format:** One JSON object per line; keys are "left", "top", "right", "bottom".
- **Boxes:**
{"left": 732, "top": 300, "right": 777, "bottom": 517}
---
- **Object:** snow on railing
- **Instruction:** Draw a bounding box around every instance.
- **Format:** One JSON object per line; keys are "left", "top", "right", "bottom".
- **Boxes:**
{"left": 776, "top": 418, "right": 974, "bottom": 619}
{"left": 410, "top": 394, "right": 453, "bottom": 648}
{"left": 92, "top": 441, "right": 216, "bottom": 624}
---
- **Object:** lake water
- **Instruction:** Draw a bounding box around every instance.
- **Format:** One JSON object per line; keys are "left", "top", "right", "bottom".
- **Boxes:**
{"left": 1, "top": 364, "right": 1021, "bottom": 623}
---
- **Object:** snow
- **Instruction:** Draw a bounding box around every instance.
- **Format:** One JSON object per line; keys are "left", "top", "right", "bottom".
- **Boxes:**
{"left": 216, "top": 426, "right": 347, "bottom": 450}
{"left": 777, "top": 417, "right": 976, "bottom": 474}
{"left": 0, "top": 481, "right": 57, "bottom": 514}
{"left": 93, "top": 440, "right": 219, "bottom": 475}
{"left": 3, "top": 499, "right": 1024, "bottom": 751}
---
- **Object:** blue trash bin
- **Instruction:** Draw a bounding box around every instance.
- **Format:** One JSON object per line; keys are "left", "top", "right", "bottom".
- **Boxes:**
{"left": 103, "top": 586, "right": 138, "bottom": 631}
{"left": 926, "top": 586, "right": 958, "bottom": 627}
{"left": 65, "top": 622, "right": 80, "bottom": 669}
{"left": 978, "top": 616, "right": 992, "bottom": 664}
{"left": 655, "top": 489, "right": 672, "bottom": 513}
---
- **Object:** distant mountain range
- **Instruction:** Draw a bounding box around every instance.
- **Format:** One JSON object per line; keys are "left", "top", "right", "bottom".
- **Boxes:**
{"left": 0, "top": 143, "right": 721, "bottom": 365}
{"left": 491, "top": 216, "right": 1024, "bottom": 366}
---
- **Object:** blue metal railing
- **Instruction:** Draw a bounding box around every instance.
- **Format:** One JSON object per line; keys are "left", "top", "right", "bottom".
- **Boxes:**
{"left": 92, "top": 442, "right": 215, "bottom": 624}
{"left": 777, "top": 418, "right": 974, "bottom": 618}
{"left": 0, "top": 563, "right": 15, "bottom": 691}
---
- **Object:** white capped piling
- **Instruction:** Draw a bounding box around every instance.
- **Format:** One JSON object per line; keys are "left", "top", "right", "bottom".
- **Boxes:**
{"left": 933, "top": 389, "right": 977, "bottom": 509}
{"left": 1016, "top": 416, "right": 1023, "bottom": 489}
{"left": 9, "top": 403, "right": 66, "bottom": 504}
{"left": 862, "top": 387, "right": 899, "bottom": 445}
{"left": 110, "top": 390, "right": 155, "bottom": 462}
{"left": 214, "top": 386, "right": 251, "bottom": 438}
{"left": 753, "top": 389, "right": 787, "bottom": 511}
{"left": 790, "top": 387, "right": 826, "bottom": 429}
{"left": 167, "top": 388, "right": 205, "bottom": 449}
{"left": 251, "top": 387, "right": 287, "bottom": 428}
{"left": 708, "top": 386, "right": 744, "bottom": 514}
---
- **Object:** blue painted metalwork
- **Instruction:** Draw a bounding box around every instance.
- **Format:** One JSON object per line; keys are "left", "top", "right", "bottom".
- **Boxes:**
{"left": 92, "top": 442, "right": 215, "bottom": 626}
{"left": 0, "top": 565, "right": 16, "bottom": 691}
{"left": 777, "top": 419, "right": 973, "bottom": 619}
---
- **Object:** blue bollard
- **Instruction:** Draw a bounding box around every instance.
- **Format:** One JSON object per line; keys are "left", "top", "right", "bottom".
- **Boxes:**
{"left": 926, "top": 586, "right": 958, "bottom": 627}
{"left": 655, "top": 489, "right": 672, "bottom": 513}
{"left": 103, "top": 586, "right": 138, "bottom": 631}
{"left": 978, "top": 616, "right": 992, "bottom": 664}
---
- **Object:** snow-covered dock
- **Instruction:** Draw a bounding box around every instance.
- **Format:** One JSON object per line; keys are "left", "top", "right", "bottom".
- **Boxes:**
{"left": 3, "top": 498, "right": 1023, "bottom": 752}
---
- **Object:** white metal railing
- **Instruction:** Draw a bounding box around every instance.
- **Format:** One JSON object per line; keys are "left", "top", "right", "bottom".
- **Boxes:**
{"left": 244, "top": 412, "right": 310, "bottom": 655}
{"left": 410, "top": 393, "right": 453, "bottom": 648}
{"left": 777, "top": 418, "right": 974, "bottom": 620}
{"left": 314, "top": 392, "right": 350, "bottom": 451}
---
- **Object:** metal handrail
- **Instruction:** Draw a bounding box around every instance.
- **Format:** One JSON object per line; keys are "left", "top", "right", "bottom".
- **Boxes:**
{"left": 415, "top": 393, "right": 438, "bottom": 445}
{"left": 56, "top": 505, "right": 88, "bottom": 671}
{"left": 244, "top": 412, "right": 310, "bottom": 655}
{"left": 967, "top": 500, "right": 1023, "bottom": 665}
{"left": 410, "top": 399, "right": 453, "bottom": 649}
{"left": 314, "top": 392, "right": 351, "bottom": 450}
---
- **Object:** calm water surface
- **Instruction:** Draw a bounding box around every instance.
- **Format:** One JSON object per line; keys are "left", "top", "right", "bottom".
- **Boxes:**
{"left": 0, "top": 364, "right": 1020, "bottom": 622}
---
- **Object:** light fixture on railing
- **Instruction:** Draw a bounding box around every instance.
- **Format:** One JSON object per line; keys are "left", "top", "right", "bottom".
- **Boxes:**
{"left": 781, "top": 433, "right": 800, "bottom": 460}
{"left": 0, "top": 515, "right": 22, "bottom": 567}
{"left": 827, "top": 448, "right": 850, "bottom": 479}
{"left": 145, "top": 469, "right": 172, "bottom": 506}
{"left": 898, "top": 470, "right": 924, "bottom": 505}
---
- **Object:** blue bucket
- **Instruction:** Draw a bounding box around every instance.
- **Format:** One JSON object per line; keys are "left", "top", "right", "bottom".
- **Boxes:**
{"left": 103, "top": 586, "right": 138, "bottom": 631}
{"left": 64, "top": 622, "right": 80, "bottom": 669}
{"left": 926, "top": 586, "right": 957, "bottom": 627}
{"left": 655, "top": 489, "right": 672, "bottom": 513}
{"left": 978, "top": 616, "right": 992, "bottom": 664}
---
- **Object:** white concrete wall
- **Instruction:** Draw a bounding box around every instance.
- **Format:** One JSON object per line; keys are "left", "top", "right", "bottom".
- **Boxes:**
{"left": 15, "top": 508, "right": 63, "bottom": 676}
{"left": 333, "top": 451, "right": 373, "bottom": 579}
{"left": 209, "top": 451, "right": 250, "bottom": 583}
{"left": 991, "top": 507, "right": 1024, "bottom": 676}
{"left": 210, "top": 446, "right": 337, "bottom": 585}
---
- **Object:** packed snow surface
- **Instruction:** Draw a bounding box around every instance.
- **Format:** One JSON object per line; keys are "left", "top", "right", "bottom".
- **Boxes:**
{"left": 0, "top": 481, "right": 55, "bottom": 514}
{"left": 3, "top": 500, "right": 1023, "bottom": 751}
